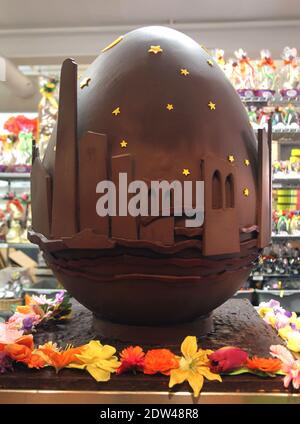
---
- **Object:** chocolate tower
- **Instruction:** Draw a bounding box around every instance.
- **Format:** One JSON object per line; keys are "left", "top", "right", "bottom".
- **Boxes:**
{"left": 29, "top": 26, "right": 271, "bottom": 343}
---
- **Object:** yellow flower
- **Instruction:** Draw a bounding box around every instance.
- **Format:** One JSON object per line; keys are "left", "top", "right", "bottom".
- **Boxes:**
{"left": 294, "top": 318, "right": 300, "bottom": 330}
{"left": 278, "top": 326, "right": 293, "bottom": 341}
{"left": 286, "top": 332, "right": 300, "bottom": 353}
{"left": 169, "top": 336, "right": 221, "bottom": 397}
{"left": 258, "top": 306, "right": 272, "bottom": 318}
{"left": 289, "top": 313, "right": 299, "bottom": 325}
{"left": 68, "top": 340, "right": 120, "bottom": 382}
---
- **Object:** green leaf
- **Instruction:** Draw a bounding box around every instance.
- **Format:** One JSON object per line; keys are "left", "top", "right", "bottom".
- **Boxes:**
{"left": 225, "top": 367, "right": 251, "bottom": 376}
{"left": 225, "top": 367, "right": 278, "bottom": 378}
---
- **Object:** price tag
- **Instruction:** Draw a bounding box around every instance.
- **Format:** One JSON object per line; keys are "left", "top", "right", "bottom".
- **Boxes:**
{"left": 252, "top": 275, "right": 264, "bottom": 281}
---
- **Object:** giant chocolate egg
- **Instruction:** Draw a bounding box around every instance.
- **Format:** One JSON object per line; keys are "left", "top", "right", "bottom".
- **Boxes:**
{"left": 29, "top": 26, "right": 271, "bottom": 343}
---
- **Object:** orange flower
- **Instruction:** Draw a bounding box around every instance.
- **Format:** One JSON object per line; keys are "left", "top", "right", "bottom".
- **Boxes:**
{"left": 5, "top": 343, "right": 32, "bottom": 364}
{"left": 143, "top": 349, "right": 179, "bottom": 376}
{"left": 117, "top": 346, "right": 145, "bottom": 375}
{"left": 16, "top": 335, "right": 34, "bottom": 350}
{"left": 36, "top": 342, "right": 83, "bottom": 372}
{"left": 24, "top": 294, "right": 32, "bottom": 306}
{"left": 246, "top": 357, "right": 282, "bottom": 373}
{"left": 25, "top": 294, "right": 44, "bottom": 317}
{"left": 27, "top": 353, "right": 46, "bottom": 369}
{"left": 16, "top": 305, "right": 32, "bottom": 314}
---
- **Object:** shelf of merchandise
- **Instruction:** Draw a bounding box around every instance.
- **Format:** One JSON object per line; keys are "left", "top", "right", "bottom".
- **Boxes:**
{"left": 272, "top": 130, "right": 300, "bottom": 141}
{"left": 34, "top": 268, "right": 53, "bottom": 277}
{"left": 0, "top": 242, "right": 38, "bottom": 249}
{"left": 272, "top": 177, "right": 300, "bottom": 188}
{"left": 251, "top": 273, "right": 300, "bottom": 281}
{"left": 272, "top": 234, "right": 300, "bottom": 241}
{"left": 241, "top": 96, "right": 300, "bottom": 106}
{"left": 0, "top": 173, "right": 34, "bottom": 255}
{"left": 0, "top": 173, "right": 30, "bottom": 181}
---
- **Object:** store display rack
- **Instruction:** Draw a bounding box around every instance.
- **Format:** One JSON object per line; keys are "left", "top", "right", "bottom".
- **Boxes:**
{"left": 0, "top": 242, "right": 37, "bottom": 249}
{"left": 0, "top": 172, "right": 36, "bottom": 255}
{"left": 244, "top": 91, "right": 300, "bottom": 308}
{"left": 0, "top": 173, "right": 30, "bottom": 180}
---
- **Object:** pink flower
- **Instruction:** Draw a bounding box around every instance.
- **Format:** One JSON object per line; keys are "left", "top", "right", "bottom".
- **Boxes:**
{"left": 8, "top": 312, "right": 41, "bottom": 331}
{"left": 209, "top": 346, "right": 248, "bottom": 373}
{"left": 31, "top": 294, "right": 52, "bottom": 305}
{"left": 270, "top": 345, "right": 300, "bottom": 390}
{"left": 0, "top": 323, "right": 23, "bottom": 345}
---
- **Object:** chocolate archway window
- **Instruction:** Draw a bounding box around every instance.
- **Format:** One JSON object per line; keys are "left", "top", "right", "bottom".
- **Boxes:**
{"left": 225, "top": 173, "right": 234, "bottom": 208}
{"left": 212, "top": 170, "right": 222, "bottom": 209}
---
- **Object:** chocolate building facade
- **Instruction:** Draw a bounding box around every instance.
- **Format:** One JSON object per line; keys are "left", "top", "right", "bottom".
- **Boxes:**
{"left": 29, "top": 26, "right": 271, "bottom": 343}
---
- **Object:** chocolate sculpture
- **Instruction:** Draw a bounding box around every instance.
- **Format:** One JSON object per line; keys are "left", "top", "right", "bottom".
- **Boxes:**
{"left": 29, "top": 26, "right": 271, "bottom": 343}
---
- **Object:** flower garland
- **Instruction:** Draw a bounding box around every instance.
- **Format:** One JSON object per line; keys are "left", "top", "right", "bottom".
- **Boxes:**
{"left": 0, "top": 294, "right": 298, "bottom": 396}
{"left": 258, "top": 300, "right": 300, "bottom": 389}
{"left": 258, "top": 299, "right": 300, "bottom": 353}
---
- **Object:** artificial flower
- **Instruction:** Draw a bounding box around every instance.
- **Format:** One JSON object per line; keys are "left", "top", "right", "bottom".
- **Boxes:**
{"left": 259, "top": 299, "right": 282, "bottom": 312}
{"left": 209, "top": 346, "right": 248, "bottom": 373}
{"left": 278, "top": 326, "right": 293, "bottom": 341}
{"left": 16, "top": 305, "right": 32, "bottom": 314}
{"left": 0, "top": 352, "right": 13, "bottom": 373}
{"left": 52, "top": 291, "right": 65, "bottom": 305}
{"left": 16, "top": 335, "right": 34, "bottom": 350}
{"left": 246, "top": 357, "right": 282, "bottom": 374}
{"left": 31, "top": 294, "right": 53, "bottom": 306}
{"left": 270, "top": 345, "right": 300, "bottom": 389}
{"left": 8, "top": 311, "right": 41, "bottom": 332}
{"left": 286, "top": 332, "right": 300, "bottom": 353}
{"left": 68, "top": 340, "right": 120, "bottom": 382}
{"left": 0, "top": 323, "right": 23, "bottom": 346}
{"left": 117, "top": 346, "right": 145, "bottom": 375}
{"left": 27, "top": 353, "right": 46, "bottom": 369}
{"left": 5, "top": 343, "right": 32, "bottom": 364}
{"left": 169, "top": 336, "right": 221, "bottom": 397}
{"left": 34, "top": 341, "right": 83, "bottom": 372}
{"left": 143, "top": 349, "right": 178, "bottom": 376}
{"left": 263, "top": 311, "right": 277, "bottom": 328}
{"left": 258, "top": 306, "right": 272, "bottom": 319}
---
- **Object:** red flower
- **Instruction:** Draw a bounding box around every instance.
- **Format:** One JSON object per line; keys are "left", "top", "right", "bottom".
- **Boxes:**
{"left": 209, "top": 346, "right": 248, "bottom": 373}
{"left": 117, "top": 346, "right": 145, "bottom": 375}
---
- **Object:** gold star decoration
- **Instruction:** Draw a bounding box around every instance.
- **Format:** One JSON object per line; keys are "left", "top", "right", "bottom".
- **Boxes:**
{"left": 180, "top": 68, "right": 190, "bottom": 76}
{"left": 243, "top": 188, "right": 250, "bottom": 197}
{"left": 207, "top": 59, "right": 214, "bottom": 67}
{"left": 148, "top": 45, "right": 163, "bottom": 54}
{"left": 166, "top": 103, "right": 174, "bottom": 111}
{"left": 208, "top": 101, "right": 216, "bottom": 110}
{"left": 182, "top": 169, "right": 191, "bottom": 177}
{"left": 120, "top": 140, "right": 128, "bottom": 148}
{"left": 112, "top": 107, "right": 121, "bottom": 116}
{"left": 228, "top": 155, "right": 235, "bottom": 163}
{"left": 80, "top": 77, "right": 91, "bottom": 89}
{"left": 102, "top": 36, "right": 124, "bottom": 53}
{"left": 244, "top": 159, "right": 250, "bottom": 166}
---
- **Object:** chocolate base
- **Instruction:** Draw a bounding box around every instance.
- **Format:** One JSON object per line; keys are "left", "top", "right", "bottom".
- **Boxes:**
{"left": 92, "top": 313, "right": 213, "bottom": 344}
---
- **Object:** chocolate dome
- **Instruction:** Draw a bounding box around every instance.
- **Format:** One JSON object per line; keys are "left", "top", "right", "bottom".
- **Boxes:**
{"left": 29, "top": 26, "right": 271, "bottom": 343}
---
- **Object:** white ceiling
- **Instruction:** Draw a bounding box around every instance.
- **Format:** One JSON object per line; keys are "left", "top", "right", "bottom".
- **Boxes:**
{"left": 1, "top": 0, "right": 300, "bottom": 62}
{"left": 1, "top": 0, "right": 300, "bottom": 28}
